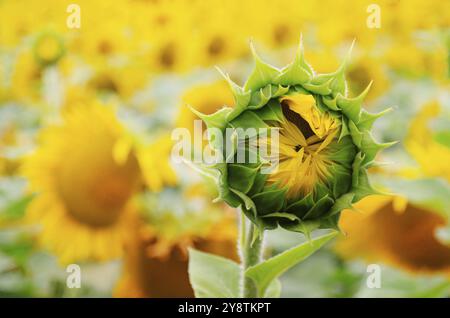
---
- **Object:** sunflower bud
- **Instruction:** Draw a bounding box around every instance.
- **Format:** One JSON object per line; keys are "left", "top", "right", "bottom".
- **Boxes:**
{"left": 191, "top": 41, "right": 392, "bottom": 237}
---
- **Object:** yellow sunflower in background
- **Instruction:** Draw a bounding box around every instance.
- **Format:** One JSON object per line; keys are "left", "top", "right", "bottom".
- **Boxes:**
{"left": 147, "top": 29, "right": 194, "bottom": 74}
{"left": 115, "top": 184, "right": 238, "bottom": 298}
{"left": 10, "top": 51, "right": 44, "bottom": 104}
{"left": 0, "top": 61, "right": 6, "bottom": 102}
{"left": 384, "top": 40, "right": 448, "bottom": 81}
{"left": 192, "top": 15, "right": 247, "bottom": 67}
{"left": 347, "top": 56, "right": 389, "bottom": 102}
{"left": 336, "top": 101, "right": 450, "bottom": 275}
{"left": 32, "top": 31, "right": 66, "bottom": 67}
{"left": 336, "top": 195, "right": 450, "bottom": 274}
{"left": 137, "top": 134, "right": 177, "bottom": 192}
{"left": 405, "top": 101, "right": 450, "bottom": 181}
{"left": 23, "top": 101, "right": 173, "bottom": 264}
{"left": 0, "top": 124, "right": 22, "bottom": 176}
{"left": 176, "top": 80, "right": 235, "bottom": 133}
{"left": 86, "top": 61, "right": 150, "bottom": 100}
{"left": 68, "top": 1, "right": 137, "bottom": 64}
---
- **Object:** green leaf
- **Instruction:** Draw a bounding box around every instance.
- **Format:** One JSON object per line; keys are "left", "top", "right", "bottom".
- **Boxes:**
{"left": 261, "top": 212, "right": 300, "bottom": 221}
{"left": 264, "top": 279, "right": 282, "bottom": 298}
{"left": 188, "top": 248, "right": 241, "bottom": 298}
{"left": 245, "top": 231, "right": 338, "bottom": 297}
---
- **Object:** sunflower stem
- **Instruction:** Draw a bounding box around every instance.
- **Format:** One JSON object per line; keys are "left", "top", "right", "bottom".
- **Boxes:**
{"left": 239, "top": 216, "right": 264, "bottom": 298}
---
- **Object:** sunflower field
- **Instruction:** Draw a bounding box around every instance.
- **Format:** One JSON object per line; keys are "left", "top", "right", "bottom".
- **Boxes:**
{"left": 0, "top": 0, "right": 449, "bottom": 299}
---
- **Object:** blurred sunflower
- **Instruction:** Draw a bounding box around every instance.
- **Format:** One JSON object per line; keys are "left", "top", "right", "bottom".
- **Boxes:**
{"left": 405, "top": 101, "right": 450, "bottom": 181}
{"left": 10, "top": 51, "right": 43, "bottom": 103}
{"left": 69, "top": 2, "right": 136, "bottom": 64}
{"left": 176, "top": 80, "right": 235, "bottom": 133}
{"left": 347, "top": 57, "right": 389, "bottom": 102}
{"left": 115, "top": 184, "right": 238, "bottom": 298}
{"left": 0, "top": 124, "right": 21, "bottom": 176}
{"left": 256, "top": 1, "right": 306, "bottom": 49}
{"left": 193, "top": 19, "right": 246, "bottom": 67}
{"left": 336, "top": 195, "right": 450, "bottom": 274}
{"left": 148, "top": 26, "right": 194, "bottom": 74}
{"left": 32, "top": 31, "right": 66, "bottom": 67}
{"left": 384, "top": 41, "right": 448, "bottom": 81}
{"left": 23, "top": 102, "right": 174, "bottom": 263}
{"left": 137, "top": 135, "right": 177, "bottom": 192}
{"left": 87, "top": 61, "right": 150, "bottom": 99}
{"left": 336, "top": 101, "right": 450, "bottom": 275}
{"left": 0, "top": 61, "right": 6, "bottom": 102}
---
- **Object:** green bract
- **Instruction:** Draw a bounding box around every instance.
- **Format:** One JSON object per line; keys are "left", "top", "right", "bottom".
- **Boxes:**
{"left": 191, "top": 41, "right": 393, "bottom": 237}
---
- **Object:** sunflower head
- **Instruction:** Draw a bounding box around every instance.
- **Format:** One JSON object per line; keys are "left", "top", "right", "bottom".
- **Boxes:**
{"left": 23, "top": 102, "right": 144, "bottom": 263}
{"left": 336, "top": 195, "right": 450, "bottom": 274}
{"left": 33, "top": 31, "right": 65, "bottom": 67}
{"left": 190, "top": 41, "right": 392, "bottom": 237}
{"left": 115, "top": 184, "right": 238, "bottom": 298}
{"left": 23, "top": 101, "right": 179, "bottom": 263}
{"left": 405, "top": 101, "right": 450, "bottom": 182}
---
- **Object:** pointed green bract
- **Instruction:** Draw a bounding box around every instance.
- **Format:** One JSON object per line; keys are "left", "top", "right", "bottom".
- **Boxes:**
{"left": 190, "top": 41, "right": 392, "bottom": 237}
{"left": 244, "top": 43, "right": 281, "bottom": 91}
{"left": 275, "top": 41, "right": 312, "bottom": 85}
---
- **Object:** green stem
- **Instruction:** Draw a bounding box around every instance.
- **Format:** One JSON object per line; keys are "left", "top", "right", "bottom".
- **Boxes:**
{"left": 239, "top": 215, "right": 264, "bottom": 298}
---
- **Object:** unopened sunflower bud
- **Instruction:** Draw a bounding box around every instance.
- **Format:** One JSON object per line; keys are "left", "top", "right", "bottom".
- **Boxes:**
{"left": 191, "top": 41, "right": 393, "bottom": 237}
